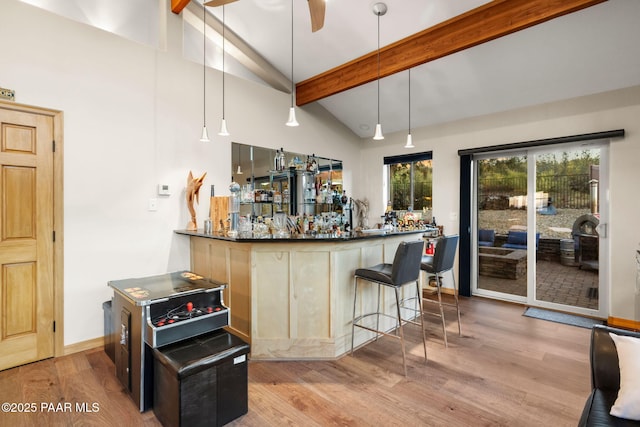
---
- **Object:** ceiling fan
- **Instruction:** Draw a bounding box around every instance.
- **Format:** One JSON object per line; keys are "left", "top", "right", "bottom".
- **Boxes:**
{"left": 203, "top": 0, "right": 326, "bottom": 32}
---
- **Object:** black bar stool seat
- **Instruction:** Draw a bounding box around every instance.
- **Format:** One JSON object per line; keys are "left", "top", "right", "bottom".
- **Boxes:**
{"left": 351, "top": 240, "right": 427, "bottom": 376}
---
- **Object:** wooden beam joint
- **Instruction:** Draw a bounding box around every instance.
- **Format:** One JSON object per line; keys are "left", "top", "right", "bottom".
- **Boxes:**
{"left": 171, "top": 0, "right": 191, "bottom": 14}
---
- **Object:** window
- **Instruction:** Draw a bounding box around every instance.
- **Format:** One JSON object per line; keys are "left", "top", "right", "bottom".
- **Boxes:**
{"left": 385, "top": 152, "right": 433, "bottom": 214}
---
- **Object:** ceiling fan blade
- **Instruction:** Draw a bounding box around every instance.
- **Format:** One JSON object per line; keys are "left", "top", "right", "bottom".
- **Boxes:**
{"left": 204, "top": 0, "right": 239, "bottom": 7}
{"left": 307, "top": 0, "right": 325, "bottom": 32}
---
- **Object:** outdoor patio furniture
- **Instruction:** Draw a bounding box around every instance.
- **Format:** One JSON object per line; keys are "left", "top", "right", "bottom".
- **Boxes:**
{"left": 478, "top": 229, "right": 495, "bottom": 247}
{"left": 502, "top": 230, "right": 540, "bottom": 250}
{"left": 478, "top": 247, "right": 527, "bottom": 280}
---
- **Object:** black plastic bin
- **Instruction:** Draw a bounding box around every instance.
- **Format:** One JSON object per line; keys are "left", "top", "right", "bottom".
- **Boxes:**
{"left": 102, "top": 300, "right": 115, "bottom": 363}
{"left": 152, "top": 330, "right": 250, "bottom": 427}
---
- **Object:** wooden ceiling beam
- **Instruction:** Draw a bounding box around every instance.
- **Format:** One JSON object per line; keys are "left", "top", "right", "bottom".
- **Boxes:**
{"left": 171, "top": 0, "right": 191, "bottom": 15}
{"left": 295, "top": 0, "right": 607, "bottom": 106}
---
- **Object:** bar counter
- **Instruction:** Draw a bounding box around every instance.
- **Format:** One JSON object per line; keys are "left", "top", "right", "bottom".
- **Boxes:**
{"left": 175, "top": 228, "right": 426, "bottom": 360}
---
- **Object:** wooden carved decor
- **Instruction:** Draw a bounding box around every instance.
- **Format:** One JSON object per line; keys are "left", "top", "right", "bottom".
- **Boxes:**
{"left": 186, "top": 171, "right": 207, "bottom": 230}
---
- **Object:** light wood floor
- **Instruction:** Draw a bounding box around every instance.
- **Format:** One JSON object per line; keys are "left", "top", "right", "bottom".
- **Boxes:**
{"left": 0, "top": 297, "right": 592, "bottom": 426}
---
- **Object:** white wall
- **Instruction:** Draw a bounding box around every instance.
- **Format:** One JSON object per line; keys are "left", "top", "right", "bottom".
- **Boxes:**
{"left": 0, "top": 0, "right": 361, "bottom": 345}
{"left": 358, "top": 85, "right": 640, "bottom": 321}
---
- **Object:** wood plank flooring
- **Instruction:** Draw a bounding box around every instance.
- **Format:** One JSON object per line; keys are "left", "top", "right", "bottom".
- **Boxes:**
{"left": 0, "top": 297, "right": 592, "bottom": 426}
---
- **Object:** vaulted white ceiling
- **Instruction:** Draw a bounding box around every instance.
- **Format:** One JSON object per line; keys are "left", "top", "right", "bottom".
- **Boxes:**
{"left": 23, "top": 0, "right": 640, "bottom": 140}
{"left": 197, "top": 0, "right": 640, "bottom": 138}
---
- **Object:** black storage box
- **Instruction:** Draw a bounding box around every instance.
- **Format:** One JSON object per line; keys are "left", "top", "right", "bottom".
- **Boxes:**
{"left": 102, "top": 299, "right": 115, "bottom": 363}
{"left": 152, "top": 330, "right": 250, "bottom": 427}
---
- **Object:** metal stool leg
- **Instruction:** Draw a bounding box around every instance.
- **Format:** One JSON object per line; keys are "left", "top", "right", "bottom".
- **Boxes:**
{"left": 394, "top": 287, "right": 407, "bottom": 376}
{"left": 351, "top": 277, "right": 359, "bottom": 355}
{"left": 452, "top": 270, "right": 461, "bottom": 336}
{"left": 435, "top": 274, "right": 448, "bottom": 348}
{"left": 375, "top": 283, "right": 381, "bottom": 342}
{"left": 415, "top": 279, "right": 428, "bottom": 363}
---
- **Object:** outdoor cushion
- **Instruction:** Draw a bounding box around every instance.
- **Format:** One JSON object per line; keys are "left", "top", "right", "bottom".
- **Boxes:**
{"left": 502, "top": 230, "right": 539, "bottom": 250}
{"left": 478, "top": 229, "right": 495, "bottom": 247}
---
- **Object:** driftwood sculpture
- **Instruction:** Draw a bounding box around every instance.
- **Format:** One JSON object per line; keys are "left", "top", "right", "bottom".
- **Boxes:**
{"left": 354, "top": 198, "right": 370, "bottom": 229}
{"left": 186, "top": 171, "right": 207, "bottom": 230}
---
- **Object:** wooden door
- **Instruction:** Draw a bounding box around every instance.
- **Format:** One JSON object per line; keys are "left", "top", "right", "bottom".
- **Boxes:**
{"left": 0, "top": 106, "right": 55, "bottom": 370}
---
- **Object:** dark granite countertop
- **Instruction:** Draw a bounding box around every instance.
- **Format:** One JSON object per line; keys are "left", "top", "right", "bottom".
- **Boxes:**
{"left": 174, "top": 228, "right": 430, "bottom": 243}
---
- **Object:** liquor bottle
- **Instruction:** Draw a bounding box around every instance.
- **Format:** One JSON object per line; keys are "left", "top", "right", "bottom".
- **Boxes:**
{"left": 341, "top": 190, "right": 348, "bottom": 205}
{"left": 274, "top": 149, "right": 280, "bottom": 171}
{"left": 279, "top": 148, "right": 286, "bottom": 171}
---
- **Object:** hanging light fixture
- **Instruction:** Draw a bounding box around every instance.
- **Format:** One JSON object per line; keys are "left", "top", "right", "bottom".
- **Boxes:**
{"left": 200, "top": 3, "right": 210, "bottom": 142}
{"left": 218, "top": 4, "right": 230, "bottom": 136}
{"left": 372, "top": 3, "right": 387, "bottom": 140}
{"left": 236, "top": 144, "right": 243, "bottom": 174}
{"left": 404, "top": 68, "right": 415, "bottom": 149}
{"left": 286, "top": 0, "right": 299, "bottom": 127}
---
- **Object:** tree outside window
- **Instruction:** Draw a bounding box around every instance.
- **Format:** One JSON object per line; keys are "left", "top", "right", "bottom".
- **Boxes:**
{"left": 387, "top": 154, "right": 432, "bottom": 215}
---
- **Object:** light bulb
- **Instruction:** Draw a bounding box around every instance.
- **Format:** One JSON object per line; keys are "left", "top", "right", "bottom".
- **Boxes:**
{"left": 218, "top": 118, "right": 229, "bottom": 136}
{"left": 404, "top": 133, "right": 414, "bottom": 148}
{"left": 200, "top": 126, "right": 210, "bottom": 142}
{"left": 373, "top": 123, "right": 384, "bottom": 140}
{"left": 286, "top": 107, "right": 299, "bottom": 127}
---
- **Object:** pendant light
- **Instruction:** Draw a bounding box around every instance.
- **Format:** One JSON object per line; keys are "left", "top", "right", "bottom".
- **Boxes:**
{"left": 286, "top": 0, "right": 299, "bottom": 127}
{"left": 200, "top": 3, "right": 210, "bottom": 142}
{"left": 404, "top": 68, "right": 415, "bottom": 148}
{"left": 218, "top": 5, "right": 230, "bottom": 136}
{"left": 372, "top": 3, "right": 387, "bottom": 140}
{"left": 236, "top": 144, "right": 243, "bottom": 174}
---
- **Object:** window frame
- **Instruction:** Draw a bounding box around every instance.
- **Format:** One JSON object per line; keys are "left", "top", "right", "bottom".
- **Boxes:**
{"left": 384, "top": 151, "right": 433, "bottom": 212}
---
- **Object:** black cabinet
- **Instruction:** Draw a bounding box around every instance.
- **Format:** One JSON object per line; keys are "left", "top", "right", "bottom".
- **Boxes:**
{"left": 152, "top": 330, "right": 250, "bottom": 427}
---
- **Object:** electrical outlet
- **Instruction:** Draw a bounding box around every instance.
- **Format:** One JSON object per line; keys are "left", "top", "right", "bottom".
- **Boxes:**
{"left": 148, "top": 198, "right": 158, "bottom": 211}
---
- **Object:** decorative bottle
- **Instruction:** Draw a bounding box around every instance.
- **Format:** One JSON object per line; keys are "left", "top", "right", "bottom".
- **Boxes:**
{"left": 279, "top": 148, "right": 286, "bottom": 171}
{"left": 341, "top": 190, "right": 348, "bottom": 205}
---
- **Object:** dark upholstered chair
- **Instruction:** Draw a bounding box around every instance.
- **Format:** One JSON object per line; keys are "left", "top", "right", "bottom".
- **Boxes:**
{"left": 502, "top": 230, "right": 540, "bottom": 250}
{"left": 351, "top": 240, "right": 427, "bottom": 376}
{"left": 478, "top": 229, "right": 495, "bottom": 247}
{"left": 578, "top": 324, "right": 640, "bottom": 427}
{"left": 420, "top": 235, "right": 461, "bottom": 347}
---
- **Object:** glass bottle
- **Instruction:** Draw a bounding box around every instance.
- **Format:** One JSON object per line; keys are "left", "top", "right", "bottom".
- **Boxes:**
{"left": 274, "top": 149, "right": 280, "bottom": 171}
{"left": 279, "top": 148, "right": 286, "bottom": 171}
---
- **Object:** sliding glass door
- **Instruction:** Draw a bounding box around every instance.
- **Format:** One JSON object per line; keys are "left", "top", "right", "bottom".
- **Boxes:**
{"left": 472, "top": 142, "right": 608, "bottom": 318}
{"left": 476, "top": 153, "right": 528, "bottom": 302}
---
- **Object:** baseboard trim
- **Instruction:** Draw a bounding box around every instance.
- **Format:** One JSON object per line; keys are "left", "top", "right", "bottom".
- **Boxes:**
{"left": 608, "top": 316, "right": 640, "bottom": 332}
{"left": 64, "top": 337, "right": 104, "bottom": 356}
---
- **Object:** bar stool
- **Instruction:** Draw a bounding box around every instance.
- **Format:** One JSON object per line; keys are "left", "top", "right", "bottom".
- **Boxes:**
{"left": 351, "top": 240, "right": 427, "bottom": 376}
{"left": 421, "top": 234, "right": 460, "bottom": 347}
